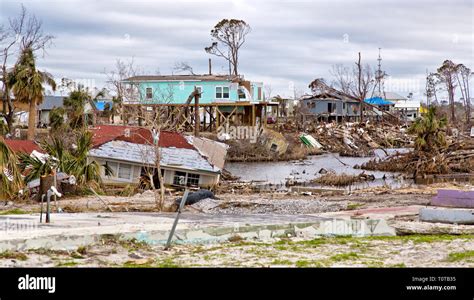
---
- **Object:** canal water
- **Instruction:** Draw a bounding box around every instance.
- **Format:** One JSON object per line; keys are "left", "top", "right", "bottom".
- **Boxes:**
{"left": 225, "top": 149, "right": 411, "bottom": 190}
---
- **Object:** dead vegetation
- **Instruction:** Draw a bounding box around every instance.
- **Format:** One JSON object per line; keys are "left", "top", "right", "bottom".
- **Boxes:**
{"left": 312, "top": 171, "right": 375, "bottom": 186}
{"left": 361, "top": 141, "right": 474, "bottom": 176}
{"left": 361, "top": 108, "right": 474, "bottom": 177}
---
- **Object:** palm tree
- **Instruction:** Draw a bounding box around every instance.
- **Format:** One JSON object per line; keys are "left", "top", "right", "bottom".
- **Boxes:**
{"left": 19, "top": 130, "right": 107, "bottom": 190}
{"left": 64, "top": 87, "right": 105, "bottom": 128}
{"left": 49, "top": 107, "right": 65, "bottom": 131}
{"left": 10, "top": 47, "right": 56, "bottom": 140}
{"left": 408, "top": 106, "right": 448, "bottom": 152}
{"left": 0, "top": 138, "right": 23, "bottom": 199}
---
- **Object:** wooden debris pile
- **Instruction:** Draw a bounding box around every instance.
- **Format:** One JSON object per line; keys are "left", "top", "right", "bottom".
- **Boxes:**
{"left": 361, "top": 138, "right": 474, "bottom": 176}
{"left": 308, "top": 122, "right": 413, "bottom": 156}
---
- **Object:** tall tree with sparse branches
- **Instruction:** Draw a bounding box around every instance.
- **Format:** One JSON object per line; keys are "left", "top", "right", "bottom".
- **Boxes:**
{"left": 436, "top": 60, "right": 458, "bottom": 123}
{"left": 205, "top": 19, "right": 251, "bottom": 76}
{"left": 455, "top": 64, "right": 472, "bottom": 125}
{"left": 328, "top": 53, "right": 374, "bottom": 121}
{"left": 0, "top": 5, "right": 54, "bottom": 133}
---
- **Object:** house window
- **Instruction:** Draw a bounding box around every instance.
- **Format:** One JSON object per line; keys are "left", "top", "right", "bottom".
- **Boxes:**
{"left": 118, "top": 163, "right": 132, "bottom": 180}
{"left": 270, "top": 143, "right": 278, "bottom": 152}
{"left": 257, "top": 87, "right": 262, "bottom": 100}
{"left": 328, "top": 102, "right": 335, "bottom": 113}
{"left": 146, "top": 88, "right": 153, "bottom": 100}
{"left": 173, "top": 171, "right": 187, "bottom": 186}
{"left": 216, "top": 86, "right": 230, "bottom": 99}
{"left": 105, "top": 161, "right": 118, "bottom": 177}
{"left": 187, "top": 173, "right": 200, "bottom": 187}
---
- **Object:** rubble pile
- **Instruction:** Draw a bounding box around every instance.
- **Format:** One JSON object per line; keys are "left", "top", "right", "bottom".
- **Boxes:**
{"left": 225, "top": 121, "right": 414, "bottom": 162}
{"left": 361, "top": 138, "right": 474, "bottom": 176}
{"left": 307, "top": 122, "right": 413, "bottom": 157}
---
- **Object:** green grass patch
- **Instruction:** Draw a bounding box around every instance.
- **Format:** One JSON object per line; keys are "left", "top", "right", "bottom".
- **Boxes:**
{"left": 156, "top": 257, "right": 180, "bottom": 268}
{"left": 0, "top": 250, "right": 28, "bottom": 261}
{"left": 347, "top": 203, "right": 364, "bottom": 210}
{"left": 447, "top": 250, "right": 474, "bottom": 262}
{"left": 362, "top": 234, "right": 474, "bottom": 244}
{"left": 271, "top": 259, "right": 293, "bottom": 265}
{"left": 56, "top": 261, "right": 78, "bottom": 267}
{"left": 295, "top": 260, "right": 324, "bottom": 268}
{"left": 390, "top": 263, "right": 406, "bottom": 268}
{"left": 0, "top": 208, "right": 28, "bottom": 215}
{"left": 330, "top": 252, "right": 360, "bottom": 262}
{"left": 123, "top": 260, "right": 154, "bottom": 268}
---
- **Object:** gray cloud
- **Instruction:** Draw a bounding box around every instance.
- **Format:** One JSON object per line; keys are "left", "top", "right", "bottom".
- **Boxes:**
{"left": 1, "top": 0, "right": 472, "bottom": 99}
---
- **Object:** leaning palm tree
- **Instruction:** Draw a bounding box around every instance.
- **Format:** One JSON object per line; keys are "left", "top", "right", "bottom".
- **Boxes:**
{"left": 19, "top": 130, "right": 107, "bottom": 194}
{"left": 0, "top": 138, "right": 24, "bottom": 200}
{"left": 10, "top": 47, "right": 56, "bottom": 140}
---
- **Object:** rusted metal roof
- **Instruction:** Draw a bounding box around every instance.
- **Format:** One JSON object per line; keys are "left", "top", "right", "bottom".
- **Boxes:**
{"left": 3, "top": 139, "right": 43, "bottom": 154}
{"left": 90, "top": 125, "right": 194, "bottom": 149}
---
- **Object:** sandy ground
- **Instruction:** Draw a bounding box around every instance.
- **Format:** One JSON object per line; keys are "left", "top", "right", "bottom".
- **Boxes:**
{"left": 0, "top": 235, "right": 473, "bottom": 268}
{"left": 0, "top": 183, "right": 473, "bottom": 267}
{"left": 1, "top": 183, "right": 451, "bottom": 215}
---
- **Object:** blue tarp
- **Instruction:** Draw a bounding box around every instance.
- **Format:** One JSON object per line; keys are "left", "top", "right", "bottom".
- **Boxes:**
{"left": 364, "top": 97, "right": 394, "bottom": 106}
{"left": 94, "top": 100, "right": 113, "bottom": 111}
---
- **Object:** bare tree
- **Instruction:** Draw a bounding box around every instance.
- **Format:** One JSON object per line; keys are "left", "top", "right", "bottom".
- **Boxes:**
{"left": 205, "top": 19, "right": 251, "bottom": 76}
{"left": 105, "top": 58, "right": 140, "bottom": 124}
{"left": 330, "top": 64, "right": 353, "bottom": 95}
{"left": 136, "top": 87, "right": 178, "bottom": 209}
{"left": 455, "top": 64, "right": 472, "bottom": 126}
{"left": 353, "top": 53, "right": 374, "bottom": 121}
{"left": 264, "top": 84, "right": 272, "bottom": 100}
{"left": 328, "top": 53, "right": 374, "bottom": 120}
{"left": 437, "top": 60, "right": 458, "bottom": 122}
{"left": 173, "top": 61, "right": 196, "bottom": 75}
{"left": 425, "top": 71, "right": 441, "bottom": 106}
{"left": 0, "top": 5, "right": 54, "bottom": 133}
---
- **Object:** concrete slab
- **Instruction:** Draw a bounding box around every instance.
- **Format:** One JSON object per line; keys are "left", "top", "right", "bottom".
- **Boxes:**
{"left": 419, "top": 207, "right": 474, "bottom": 225}
{"left": 0, "top": 212, "right": 395, "bottom": 251}
{"left": 319, "top": 205, "right": 423, "bottom": 220}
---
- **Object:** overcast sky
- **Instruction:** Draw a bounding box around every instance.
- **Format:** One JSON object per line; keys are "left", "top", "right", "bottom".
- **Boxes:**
{"left": 1, "top": 0, "right": 473, "bottom": 99}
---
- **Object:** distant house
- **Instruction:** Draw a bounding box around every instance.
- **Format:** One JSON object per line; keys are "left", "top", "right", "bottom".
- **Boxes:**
{"left": 87, "top": 125, "right": 228, "bottom": 188}
{"left": 299, "top": 91, "right": 360, "bottom": 122}
{"left": 120, "top": 74, "right": 278, "bottom": 131}
{"left": 37, "top": 96, "right": 65, "bottom": 125}
{"left": 373, "top": 91, "right": 407, "bottom": 104}
{"left": 394, "top": 101, "right": 421, "bottom": 122}
{"left": 364, "top": 97, "right": 394, "bottom": 112}
{"left": 122, "top": 74, "right": 264, "bottom": 104}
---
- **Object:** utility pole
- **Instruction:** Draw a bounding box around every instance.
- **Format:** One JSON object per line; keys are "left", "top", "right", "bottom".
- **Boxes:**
{"left": 376, "top": 48, "right": 383, "bottom": 96}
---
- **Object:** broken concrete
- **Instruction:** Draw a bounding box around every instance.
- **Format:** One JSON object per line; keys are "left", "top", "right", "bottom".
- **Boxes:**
{"left": 419, "top": 207, "right": 474, "bottom": 224}
{"left": 0, "top": 212, "right": 395, "bottom": 251}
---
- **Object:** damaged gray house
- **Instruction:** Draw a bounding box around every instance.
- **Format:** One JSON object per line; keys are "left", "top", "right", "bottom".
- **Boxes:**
{"left": 88, "top": 125, "right": 228, "bottom": 188}
{"left": 299, "top": 91, "right": 361, "bottom": 122}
